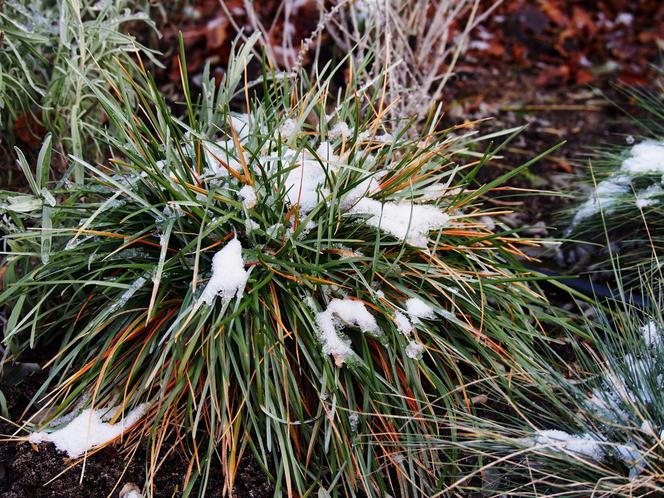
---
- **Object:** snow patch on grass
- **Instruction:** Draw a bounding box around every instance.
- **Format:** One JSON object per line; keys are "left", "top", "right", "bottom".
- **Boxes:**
{"left": 314, "top": 298, "right": 382, "bottom": 366}
{"left": 569, "top": 140, "right": 664, "bottom": 230}
{"left": 200, "top": 238, "right": 249, "bottom": 305}
{"left": 405, "top": 297, "right": 435, "bottom": 320}
{"left": 347, "top": 199, "right": 450, "bottom": 247}
{"left": 641, "top": 321, "right": 662, "bottom": 348}
{"left": 29, "top": 404, "right": 147, "bottom": 458}
{"left": 635, "top": 184, "right": 662, "bottom": 209}
{"left": 239, "top": 185, "right": 257, "bottom": 209}
{"left": 528, "top": 430, "right": 605, "bottom": 460}
{"left": 393, "top": 310, "right": 413, "bottom": 336}
{"left": 405, "top": 341, "right": 425, "bottom": 359}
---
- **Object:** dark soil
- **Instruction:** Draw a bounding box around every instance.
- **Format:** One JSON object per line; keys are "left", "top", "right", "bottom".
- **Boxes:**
{"left": 0, "top": 371, "right": 273, "bottom": 498}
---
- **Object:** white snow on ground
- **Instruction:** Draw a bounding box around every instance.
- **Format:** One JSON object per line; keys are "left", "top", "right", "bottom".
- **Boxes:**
{"left": 569, "top": 140, "right": 664, "bottom": 230}
{"left": 239, "top": 185, "right": 257, "bottom": 209}
{"left": 29, "top": 404, "right": 147, "bottom": 458}
{"left": 200, "top": 238, "right": 249, "bottom": 305}
{"left": 405, "top": 297, "right": 436, "bottom": 320}
{"left": 314, "top": 298, "right": 382, "bottom": 366}
{"left": 347, "top": 199, "right": 450, "bottom": 247}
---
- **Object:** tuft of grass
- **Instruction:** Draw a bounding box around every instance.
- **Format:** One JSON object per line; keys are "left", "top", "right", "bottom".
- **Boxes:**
{"left": 0, "top": 0, "right": 159, "bottom": 182}
{"left": 323, "top": 0, "right": 502, "bottom": 126}
{"left": 562, "top": 70, "right": 664, "bottom": 289}
{"left": 2, "top": 35, "right": 567, "bottom": 497}
{"left": 402, "top": 279, "right": 664, "bottom": 497}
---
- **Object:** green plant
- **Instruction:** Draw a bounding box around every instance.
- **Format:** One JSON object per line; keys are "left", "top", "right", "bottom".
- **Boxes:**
{"left": 562, "top": 72, "right": 664, "bottom": 288}
{"left": 0, "top": 0, "right": 159, "bottom": 182}
{"left": 409, "top": 286, "right": 664, "bottom": 496}
{"left": 1, "top": 35, "right": 566, "bottom": 497}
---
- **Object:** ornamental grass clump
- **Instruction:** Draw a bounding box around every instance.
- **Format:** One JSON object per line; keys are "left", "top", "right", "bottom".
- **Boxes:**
{"left": 0, "top": 0, "right": 158, "bottom": 182}
{"left": 563, "top": 73, "right": 664, "bottom": 288}
{"left": 416, "top": 284, "right": 664, "bottom": 496}
{"left": 2, "top": 37, "right": 563, "bottom": 496}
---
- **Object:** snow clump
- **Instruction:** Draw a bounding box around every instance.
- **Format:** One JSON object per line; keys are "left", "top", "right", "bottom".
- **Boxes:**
{"left": 29, "top": 404, "right": 148, "bottom": 458}
{"left": 313, "top": 298, "right": 383, "bottom": 366}
{"left": 200, "top": 238, "right": 249, "bottom": 305}
{"left": 569, "top": 140, "right": 664, "bottom": 230}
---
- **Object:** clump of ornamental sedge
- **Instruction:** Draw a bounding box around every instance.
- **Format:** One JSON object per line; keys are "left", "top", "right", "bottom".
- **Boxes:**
{"left": 562, "top": 72, "right": 664, "bottom": 290}
{"left": 411, "top": 280, "right": 664, "bottom": 497}
{"left": 1, "top": 37, "right": 564, "bottom": 497}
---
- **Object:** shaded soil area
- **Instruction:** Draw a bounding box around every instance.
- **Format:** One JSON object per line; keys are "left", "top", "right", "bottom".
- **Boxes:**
{"left": 0, "top": 371, "right": 273, "bottom": 498}
{"left": 445, "top": 64, "right": 645, "bottom": 235}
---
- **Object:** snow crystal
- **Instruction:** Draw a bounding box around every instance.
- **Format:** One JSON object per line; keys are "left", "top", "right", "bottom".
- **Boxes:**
{"left": 621, "top": 141, "right": 664, "bottom": 175}
{"left": 405, "top": 341, "right": 425, "bottom": 359}
{"left": 641, "top": 321, "right": 662, "bottom": 349}
{"left": 239, "top": 185, "right": 257, "bottom": 209}
{"left": 349, "top": 413, "right": 360, "bottom": 432}
{"left": 29, "top": 404, "right": 147, "bottom": 458}
{"left": 529, "top": 430, "right": 605, "bottom": 460}
{"left": 635, "top": 184, "right": 662, "bottom": 208}
{"left": 200, "top": 238, "right": 249, "bottom": 305}
{"left": 329, "top": 122, "right": 352, "bottom": 138}
{"left": 405, "top": 297, "right": 435, "bottom": 320}
{"left": 393, "top": 311, "right": 413, "bottom": 336}
{"left": 315, "top": 298, "right": 382, "bottom": 366}
{"left": 348, "top": 198, "right": 450, "bottom": 247}
{"left": 279, "top": 118, "right": 298, "bottom": 140}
